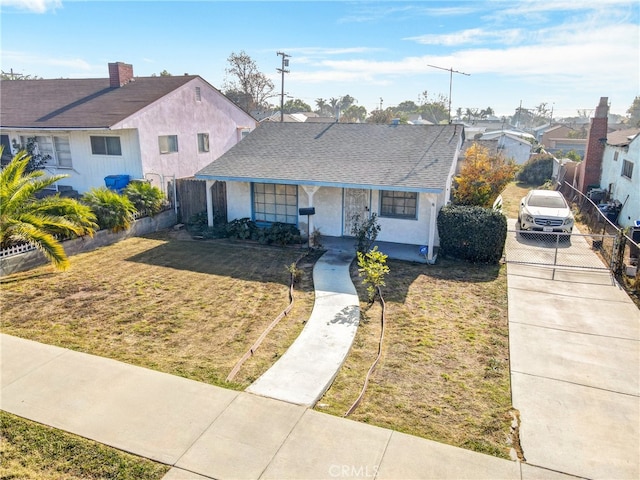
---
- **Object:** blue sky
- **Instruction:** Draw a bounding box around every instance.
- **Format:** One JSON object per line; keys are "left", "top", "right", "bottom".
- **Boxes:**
{"left": 1, "top": 0, "right": 638, "bottom": 119}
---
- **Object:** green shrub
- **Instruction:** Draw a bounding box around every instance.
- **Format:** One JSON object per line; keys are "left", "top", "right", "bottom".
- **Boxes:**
{"left": 123, "top": 181, "right": 165, "bottom": 216}
{"left": 257, "top": 222, "right": 302, "bottom": 246}
{"left": 437, "top": 205, "right": 507, "bottom": 264}
{"left": 517, "top": 154, "right": 554, "bottom": 186}
{"left": 82, "top": 187, "right": 136, "bottom": 233}
{"left": 351, "top": 212, "right": 381, "bottom": 253}
{"left": 226, "top": 218, "right": 259, "bottom": 240}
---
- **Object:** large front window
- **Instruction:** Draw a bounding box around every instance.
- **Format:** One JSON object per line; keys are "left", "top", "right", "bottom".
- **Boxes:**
{"left": 380, "top": 190, "right": 417, "bottom": 219}
{"left": 253, "top": 183, "right": 298, "bottom": 224}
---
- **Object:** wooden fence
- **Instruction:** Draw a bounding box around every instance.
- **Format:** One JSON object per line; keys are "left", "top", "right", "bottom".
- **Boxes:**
{"left": 172, "top": 178, "right": 227, "bottom": 224}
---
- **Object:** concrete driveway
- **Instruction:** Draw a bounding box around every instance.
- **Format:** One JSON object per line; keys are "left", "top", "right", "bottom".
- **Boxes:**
{"left": 506, "top": 220, "right": 640, "bottom": 479}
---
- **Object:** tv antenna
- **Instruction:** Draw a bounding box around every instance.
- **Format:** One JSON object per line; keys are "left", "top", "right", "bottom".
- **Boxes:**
{"left": 427, "top": 64, "right": 470, "bottom": 123}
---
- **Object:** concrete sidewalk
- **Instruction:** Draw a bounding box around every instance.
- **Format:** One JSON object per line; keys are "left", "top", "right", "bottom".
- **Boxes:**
{"left": 1, "top": 333, "right": 560, "bottom": 480}
{"left": 506, "top": 224, "right": 640, "bottom": 479}
{"left": 247, "top": 247, "right": 359, "bottom": 406}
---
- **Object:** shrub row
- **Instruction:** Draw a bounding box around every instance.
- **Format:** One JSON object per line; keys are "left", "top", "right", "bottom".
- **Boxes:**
{"left": 190, "top": 215, "right": 302, "bottom": 246}
{"left": 437, "top": 205, "right": 506, "bottom": 264}
{"left": 81, "top": 182, "right": 167, "bottom": 233}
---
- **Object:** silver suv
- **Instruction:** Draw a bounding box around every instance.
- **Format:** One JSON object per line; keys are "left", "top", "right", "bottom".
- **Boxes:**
{"left": 518, "top": 189, "right": 574, "bottom": 234}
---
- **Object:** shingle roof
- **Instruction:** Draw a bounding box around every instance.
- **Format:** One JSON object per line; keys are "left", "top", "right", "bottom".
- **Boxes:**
{"left": 0, "top": 75, "right": 198, "bottom": 128}
{"left": 607, "top": 128, "right": 640, "bottom": 147}
{"left": 196, "top": 122, "right": 463, "bottom": 192}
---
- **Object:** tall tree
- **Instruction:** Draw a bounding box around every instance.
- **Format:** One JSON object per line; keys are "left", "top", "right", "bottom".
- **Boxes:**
{"left": 417, "top": 91, "right": 449, "bottom": 124}
{"left": 366, "top": 108, "right": 395, "bottom": 124}
{"left": 282, "top": 98, "right": 311, "bottom": 113}
{"left": 626, "top": 96, "right": 640, "bottom": 126}
{"left": 341, "top": 105, "right": 367, "bottom": 123}
{"left": 223, "top": 50, "right": 275, "bottom": 112}
{"left": 0, "top": 149, "right": 97, "bottom": 270}
{"left": 454, "top": 143, "right": 517, "bottom": 207}
{"left": 315, "top": 98, "right": 330, "bottom": 116}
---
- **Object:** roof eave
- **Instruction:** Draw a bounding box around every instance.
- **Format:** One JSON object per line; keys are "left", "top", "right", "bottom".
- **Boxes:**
{"left": 194, "top": 174, "right": 443, "bottom": 193}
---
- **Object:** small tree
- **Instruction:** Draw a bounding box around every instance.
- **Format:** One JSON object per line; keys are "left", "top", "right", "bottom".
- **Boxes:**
{"left": 357, "top": 246, "right": 390, "bottom": 303}
{"left": 454, "top": 143, "right": 517, "bottom": 207}
{"left": 223, "top": 50, "right": 275, "bottom": 111}
{"left": 351, "top": 212, "right": 381, "bottom": 253}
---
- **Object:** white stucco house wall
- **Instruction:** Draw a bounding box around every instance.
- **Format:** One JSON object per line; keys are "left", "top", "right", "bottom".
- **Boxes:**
{"left": 0, "top": 62, "right": 256, "bottom": 196}
{"left": 195, "top": 122, "right": 465, "bottom": 263}
{"left": 599, "top": 129, "right": 640, "bottom": 228}
{"left": 479, "top": 131, "right": 533, "bottom": 165}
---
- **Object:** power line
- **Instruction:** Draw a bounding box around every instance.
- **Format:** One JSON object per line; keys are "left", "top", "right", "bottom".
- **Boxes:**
{"left": 427, "top": 64, "right": 470, "bottom": 123}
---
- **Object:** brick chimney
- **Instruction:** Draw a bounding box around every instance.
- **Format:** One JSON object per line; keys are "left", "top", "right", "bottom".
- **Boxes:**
{"left": 578, "top": 97, "right": 609, "bottom": 194}
{"left": 108, "top": 62, "right": 134, "bottom": 88}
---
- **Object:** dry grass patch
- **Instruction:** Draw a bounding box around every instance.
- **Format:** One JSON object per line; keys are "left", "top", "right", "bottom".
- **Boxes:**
{"left": 500, "top": 181, "right": 534, "bottom": 219}
{"left": 317, "top": 258, "right": 513, "bottom": 459}
{"left": 0, "top": 231, "right": 316, "bottom": 389}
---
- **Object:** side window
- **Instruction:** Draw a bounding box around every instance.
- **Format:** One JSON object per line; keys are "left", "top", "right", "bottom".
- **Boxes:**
{"left": 90, "top": 136, "right": 122, "bottom": 156}
{"left": 197, "top": 133, "right": 210, "bottom": 153}
{"left": 159, "top": 135, "right": 178, "bottom": 154}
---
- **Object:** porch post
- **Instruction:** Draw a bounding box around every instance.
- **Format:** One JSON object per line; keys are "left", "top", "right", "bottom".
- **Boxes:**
{"left": 427, "top": 195, "right": 438, "bottom": 262}
{"left": 206, "top": 180, "right": 215, "bottom": 227}
{"left": 301, "top": 185, "right": 319, "bottom": 241}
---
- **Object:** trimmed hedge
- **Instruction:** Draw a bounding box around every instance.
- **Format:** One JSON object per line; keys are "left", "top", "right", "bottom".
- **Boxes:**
{"left": 517, "top": 154, "right": 554, "bottom": 185}
{"left": 437, "top": 205, "right": 507, "bottom": 264}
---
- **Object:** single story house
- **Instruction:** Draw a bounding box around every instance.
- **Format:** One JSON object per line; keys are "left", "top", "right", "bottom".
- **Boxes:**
{"left": 195, "top": 122, "right": 465, "bottom": 262}
{"left": 0, "top": 62, "right": 256, "bottom": 196}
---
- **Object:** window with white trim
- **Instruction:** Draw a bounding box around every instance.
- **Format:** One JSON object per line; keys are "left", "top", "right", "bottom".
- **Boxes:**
{"left": 253, "top": 183, "right": 298, "bottom": 224}
{"left": 21, "top": 135, "right": 74, "bottom": 167}
{"left": 197, "top": 133, "right": 209, "bottom": 153}
{"left": 380, "top": 190, "right": 417, "bottom": 219}
{"left": 159, "top": 135, "right": 178, "bottom": 154}
{"left": 90, "top": 136, "right": 122, "bottom": 156}
{"left": 621, "top": 159, "right": 633, "bottom": 179}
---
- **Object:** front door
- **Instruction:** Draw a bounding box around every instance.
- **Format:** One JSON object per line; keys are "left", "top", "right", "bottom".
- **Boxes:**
{"left": 343, "top": 188, "right": 370, "bottom": 236}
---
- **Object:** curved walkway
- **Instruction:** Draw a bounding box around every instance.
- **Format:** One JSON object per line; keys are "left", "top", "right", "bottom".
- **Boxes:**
{"left": 246, "top": 246, "right": 359, "bottom": 406}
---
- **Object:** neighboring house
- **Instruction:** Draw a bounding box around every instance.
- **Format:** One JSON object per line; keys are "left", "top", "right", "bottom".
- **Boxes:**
{"left": 540, "top": 124, "right": 587, "bottom": 158}
{"left": 195, "top": 122, "right": 465, "bottom": 262}
{"left": 600, "top": 128, "right": 640, "bottom": 228}
{"left": 479, "top": 130, "right": 533, "bottom": 164}
{"left": 0, "top": 62, "right": 256, "bottom": 195}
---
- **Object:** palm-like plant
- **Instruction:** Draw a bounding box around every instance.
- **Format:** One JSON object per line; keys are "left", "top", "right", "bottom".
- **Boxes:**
{"left": 0, "top": 149, "right": 97, "bottom": 271}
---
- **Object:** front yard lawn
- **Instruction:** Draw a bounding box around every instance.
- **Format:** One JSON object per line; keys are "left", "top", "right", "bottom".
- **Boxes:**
{"left": 1, "top": 229, "right": 513, "bottom": 460}
{"left": 317, "top": 257, "right": 513, "bottom": 459}
{"left": 0, "top": 231, "right": 316, "bottom": 389}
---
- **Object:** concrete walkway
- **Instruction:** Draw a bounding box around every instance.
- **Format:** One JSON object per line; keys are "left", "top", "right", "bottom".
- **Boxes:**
{"left": 247, "top": 247, "right": 360, "bottom": 406}
{"left": 505, "top": 221, "right": 640, "bottom": 479}
{"left": 2, "top": 333, "right": 552, "bottom": 480}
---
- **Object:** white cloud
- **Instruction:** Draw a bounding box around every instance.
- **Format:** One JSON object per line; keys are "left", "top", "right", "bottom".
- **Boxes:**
{"left": 0, "top": 0, "right": 61, "bottom": 13}
{"left": 406, "top": 28, "right": 523, "bottom": 46}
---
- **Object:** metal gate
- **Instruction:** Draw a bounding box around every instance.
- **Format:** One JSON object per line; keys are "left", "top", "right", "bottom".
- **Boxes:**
{"left": 504, "top": 229, "right": 616, "bottom": 272}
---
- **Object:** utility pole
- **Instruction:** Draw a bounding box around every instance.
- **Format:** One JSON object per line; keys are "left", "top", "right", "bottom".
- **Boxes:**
{"left": 427, "top": 64, "right": 470, "bottom": 123}
{"left": 276, "top": 51, "right": 290, "bottom": 123}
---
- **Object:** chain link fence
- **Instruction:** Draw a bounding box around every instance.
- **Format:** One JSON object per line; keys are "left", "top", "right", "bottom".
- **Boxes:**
{"left": 505, "top": 230, "right": 615, "bottom": 272}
